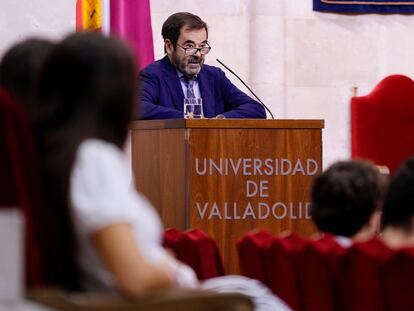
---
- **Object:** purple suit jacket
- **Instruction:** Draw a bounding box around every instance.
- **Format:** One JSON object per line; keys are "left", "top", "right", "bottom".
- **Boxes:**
{"left": 138, "top": 56, "right": 266, "bottom": 119}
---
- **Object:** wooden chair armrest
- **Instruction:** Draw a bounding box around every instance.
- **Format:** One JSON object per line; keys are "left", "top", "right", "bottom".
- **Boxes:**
{"left": 27, "top": 287, "right": 254, "bottom": 311}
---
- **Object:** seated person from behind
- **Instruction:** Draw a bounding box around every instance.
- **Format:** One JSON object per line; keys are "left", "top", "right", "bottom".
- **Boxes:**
{"left": 0, "top": 38, "right": 55, "bottom": 114}
{"left": 33, "top": 32, "right": 179, "bottom": 295}
{"left": 138, "top": 12, "right": 266, "bottom": 120}
{"left": 381, "top": 157, "right": 414, "bottom": 248}
{"left": 310, "top": 160, "right": 387, "bottom": 246}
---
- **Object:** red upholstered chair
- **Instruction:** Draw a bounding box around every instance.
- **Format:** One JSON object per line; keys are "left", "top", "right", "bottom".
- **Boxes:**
{"left": 298, "top": 235, "right": 345, "bottom": 311}
{"left": 264, "top": 233, "right": 307, "bottom": 311}
{"left": 383, "top": 248, "right": 414, "bottom": 310}
{"left": 162, "top": 227, "right": 183, "bottom": 257}
{"left": 351, "top": 74, "right": 414, "bottom": 175}
{"left": 163, "top": 228, "right": 225, "bottom": 280}
{"left": 0, "top": 88, "right": 43, "bottom": 288}
{"left": 336, "top": 238, "right": 395, "bottom": 311}
{"left": 236, "top": 229, "right": 273, "bottom": 284}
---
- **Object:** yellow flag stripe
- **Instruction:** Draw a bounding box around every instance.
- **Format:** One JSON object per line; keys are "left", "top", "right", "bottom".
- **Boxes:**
{"left": 82, "top": 0, "right": 102, "bottom": 31}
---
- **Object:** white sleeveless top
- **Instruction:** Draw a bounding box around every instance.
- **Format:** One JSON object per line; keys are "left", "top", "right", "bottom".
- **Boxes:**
{"left": 69, "top": 139, "right": 197, "bottom": 291}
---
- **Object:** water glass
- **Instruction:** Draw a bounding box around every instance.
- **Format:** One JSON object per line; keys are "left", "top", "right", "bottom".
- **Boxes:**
{"left": 184, "top": 98, "right": 203, "bottom": 119}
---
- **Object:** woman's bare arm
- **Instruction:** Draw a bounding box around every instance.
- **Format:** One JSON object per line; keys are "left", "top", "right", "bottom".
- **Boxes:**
{"left": 91, "top": 222, "right": 173, "bottom": 297}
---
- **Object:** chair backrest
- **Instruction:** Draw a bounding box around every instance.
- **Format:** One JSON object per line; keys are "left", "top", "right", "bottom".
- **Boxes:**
{"left": 351, "top": 74, "right": 414, "bottom": 175}
{"left": 383, "top": 248, "right": 414, "bottom": 310}
{"left": 264, "top": 233, "right": 307, "bottom": 311}
{"left": 298, "top": 235, "right": 345, "bottom": 311}
{"left": 0, "top": 88, "right": 44, "bottom": 288}
{"left": 163, "top": 228, "right": 225, "bottom": 280}
{"left": 336, "top": 238, "right": 394, "bottom": 311}
{"left": 162, "top": 227, "right": 183, "bottom": 257}
{"left": 236, "top": 229, "right": 273, "bottom": 284}
{"left": 179, "top": 229, "right": 225, "bottom": 280}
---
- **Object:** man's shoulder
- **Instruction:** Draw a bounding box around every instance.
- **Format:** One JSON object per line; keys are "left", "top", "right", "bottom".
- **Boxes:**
{"left": 142, "top": 56, "right": 178, "bottom": 76}
{"left": 201, "top": 63, "right": 222, "bottom": 74}
{"left": 141, "top": 58, "right": 165, "bottom": 75}
{"left": 200, "top": 63, "right": 225, "bottom": 78}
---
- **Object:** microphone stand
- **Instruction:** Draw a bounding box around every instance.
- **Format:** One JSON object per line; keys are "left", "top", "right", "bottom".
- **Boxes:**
{"left": 216, "top": 58, "right": 275, "bottom": 119}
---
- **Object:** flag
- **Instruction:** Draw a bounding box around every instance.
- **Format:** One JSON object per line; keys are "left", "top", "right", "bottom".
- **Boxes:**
{"left": 76, "top": 0, "right": 102, "bottom": 31}
{"left": 76, "top": 0, "right": 155, "bottom": 70}
{"left": 110, "top": 0, "right": 155, "bottom": 70}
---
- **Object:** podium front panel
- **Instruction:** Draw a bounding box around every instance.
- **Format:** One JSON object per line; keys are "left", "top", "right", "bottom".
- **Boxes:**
{"left": 187, "top": 126, "right": 321, "bottom": 273}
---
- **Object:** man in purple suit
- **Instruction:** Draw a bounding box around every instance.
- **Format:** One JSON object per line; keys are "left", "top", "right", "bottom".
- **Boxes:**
{"left": 138, "top": 12, "right": 266, "bottom": 120}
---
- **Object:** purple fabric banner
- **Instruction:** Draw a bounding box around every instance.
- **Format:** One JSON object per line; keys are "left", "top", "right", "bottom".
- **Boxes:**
{"left": 110, "top": 0, "right": 154, "bottom": 70}
{"left": 314, "top": 0, "right": 414, "bottom": 13}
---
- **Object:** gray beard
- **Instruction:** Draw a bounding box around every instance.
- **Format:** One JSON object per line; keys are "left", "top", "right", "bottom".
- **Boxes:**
{"left": 171, "top": 53, "right": 202, "bottom": 78}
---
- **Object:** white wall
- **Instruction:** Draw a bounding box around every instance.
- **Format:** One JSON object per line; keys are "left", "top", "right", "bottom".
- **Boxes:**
{"left": 0, "top": 0, "right": 74, "bottom": 57}
{"left": 1, "top": 0, "right": 413, "bottom": 168}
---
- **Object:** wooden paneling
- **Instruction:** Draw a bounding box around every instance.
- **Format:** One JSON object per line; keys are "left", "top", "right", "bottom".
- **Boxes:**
{"left": 131, "top": 128, "right": 187, "bottom": 229}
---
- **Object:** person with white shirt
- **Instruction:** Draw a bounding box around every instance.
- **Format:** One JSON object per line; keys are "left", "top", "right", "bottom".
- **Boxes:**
{"left": 32, "top": 31, "right": 174, "bottom": 294}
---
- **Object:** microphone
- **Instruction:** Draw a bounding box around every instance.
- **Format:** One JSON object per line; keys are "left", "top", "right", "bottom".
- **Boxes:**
{"left": 216, "top": 58, "right": 274, "bottom": 119}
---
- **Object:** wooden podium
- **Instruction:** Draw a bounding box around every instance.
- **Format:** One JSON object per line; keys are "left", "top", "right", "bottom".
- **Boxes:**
{"left": 131, "top": 119, "right": 324, "bottom": 273}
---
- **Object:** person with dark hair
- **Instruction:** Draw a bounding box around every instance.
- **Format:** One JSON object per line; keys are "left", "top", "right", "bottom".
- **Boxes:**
{"left": 32, "top": 31, "right": 179, "bottom": 294}
{"left": 311, "top": 160, "right": 386, "bottom": 244}
{"left": 0, "top": 38, "right": 55, "bottom": 113}
{"left": 31, "top": 31, "right": 289, "bottom": 311}
{"left": 381, "top": 157, "right": 414, "bottom": 248}
{"left": 139, "top": 12, "right": 266, "bottom": 119}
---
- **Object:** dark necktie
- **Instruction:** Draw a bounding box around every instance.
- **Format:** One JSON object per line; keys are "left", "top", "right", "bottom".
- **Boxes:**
{"left": 183, "top": 76, "right": 196, "bottom": 99}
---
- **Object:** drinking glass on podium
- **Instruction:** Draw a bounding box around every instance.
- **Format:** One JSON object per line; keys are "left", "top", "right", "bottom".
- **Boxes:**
{"left": 184, "top": 98, "right": 204, "bottom": 119}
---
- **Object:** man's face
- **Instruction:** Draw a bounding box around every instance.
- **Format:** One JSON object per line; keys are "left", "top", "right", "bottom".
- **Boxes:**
{"left": 166, "top": 26, "right": 208, "bottom": 77}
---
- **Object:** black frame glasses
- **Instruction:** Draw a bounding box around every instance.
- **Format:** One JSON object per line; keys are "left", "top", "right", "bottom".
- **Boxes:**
{"left": 176, "top": 44, "right": 211, "bottom": 55}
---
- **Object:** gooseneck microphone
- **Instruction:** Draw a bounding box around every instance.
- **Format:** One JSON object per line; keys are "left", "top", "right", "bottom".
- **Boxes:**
{"left": 216, "top": 58, "right": 274, "bottom": 119}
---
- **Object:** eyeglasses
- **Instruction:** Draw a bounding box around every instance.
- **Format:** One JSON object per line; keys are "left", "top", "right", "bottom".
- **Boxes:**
{"left": 176, "top": 43, "right": 211, "bottom": 55}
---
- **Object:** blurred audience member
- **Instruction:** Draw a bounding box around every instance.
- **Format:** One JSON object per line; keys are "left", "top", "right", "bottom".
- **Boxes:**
{"left": 0, "top": 38, "right": 54, "bottom": 114}
{"left": 381, "top": 157, "right": 414, "bottom": 248}
{"left": 32, "top": 32, "right": 178, "bottom": 294}
{"left": 311, "top": 160, "right": 387, "bottom": 245}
